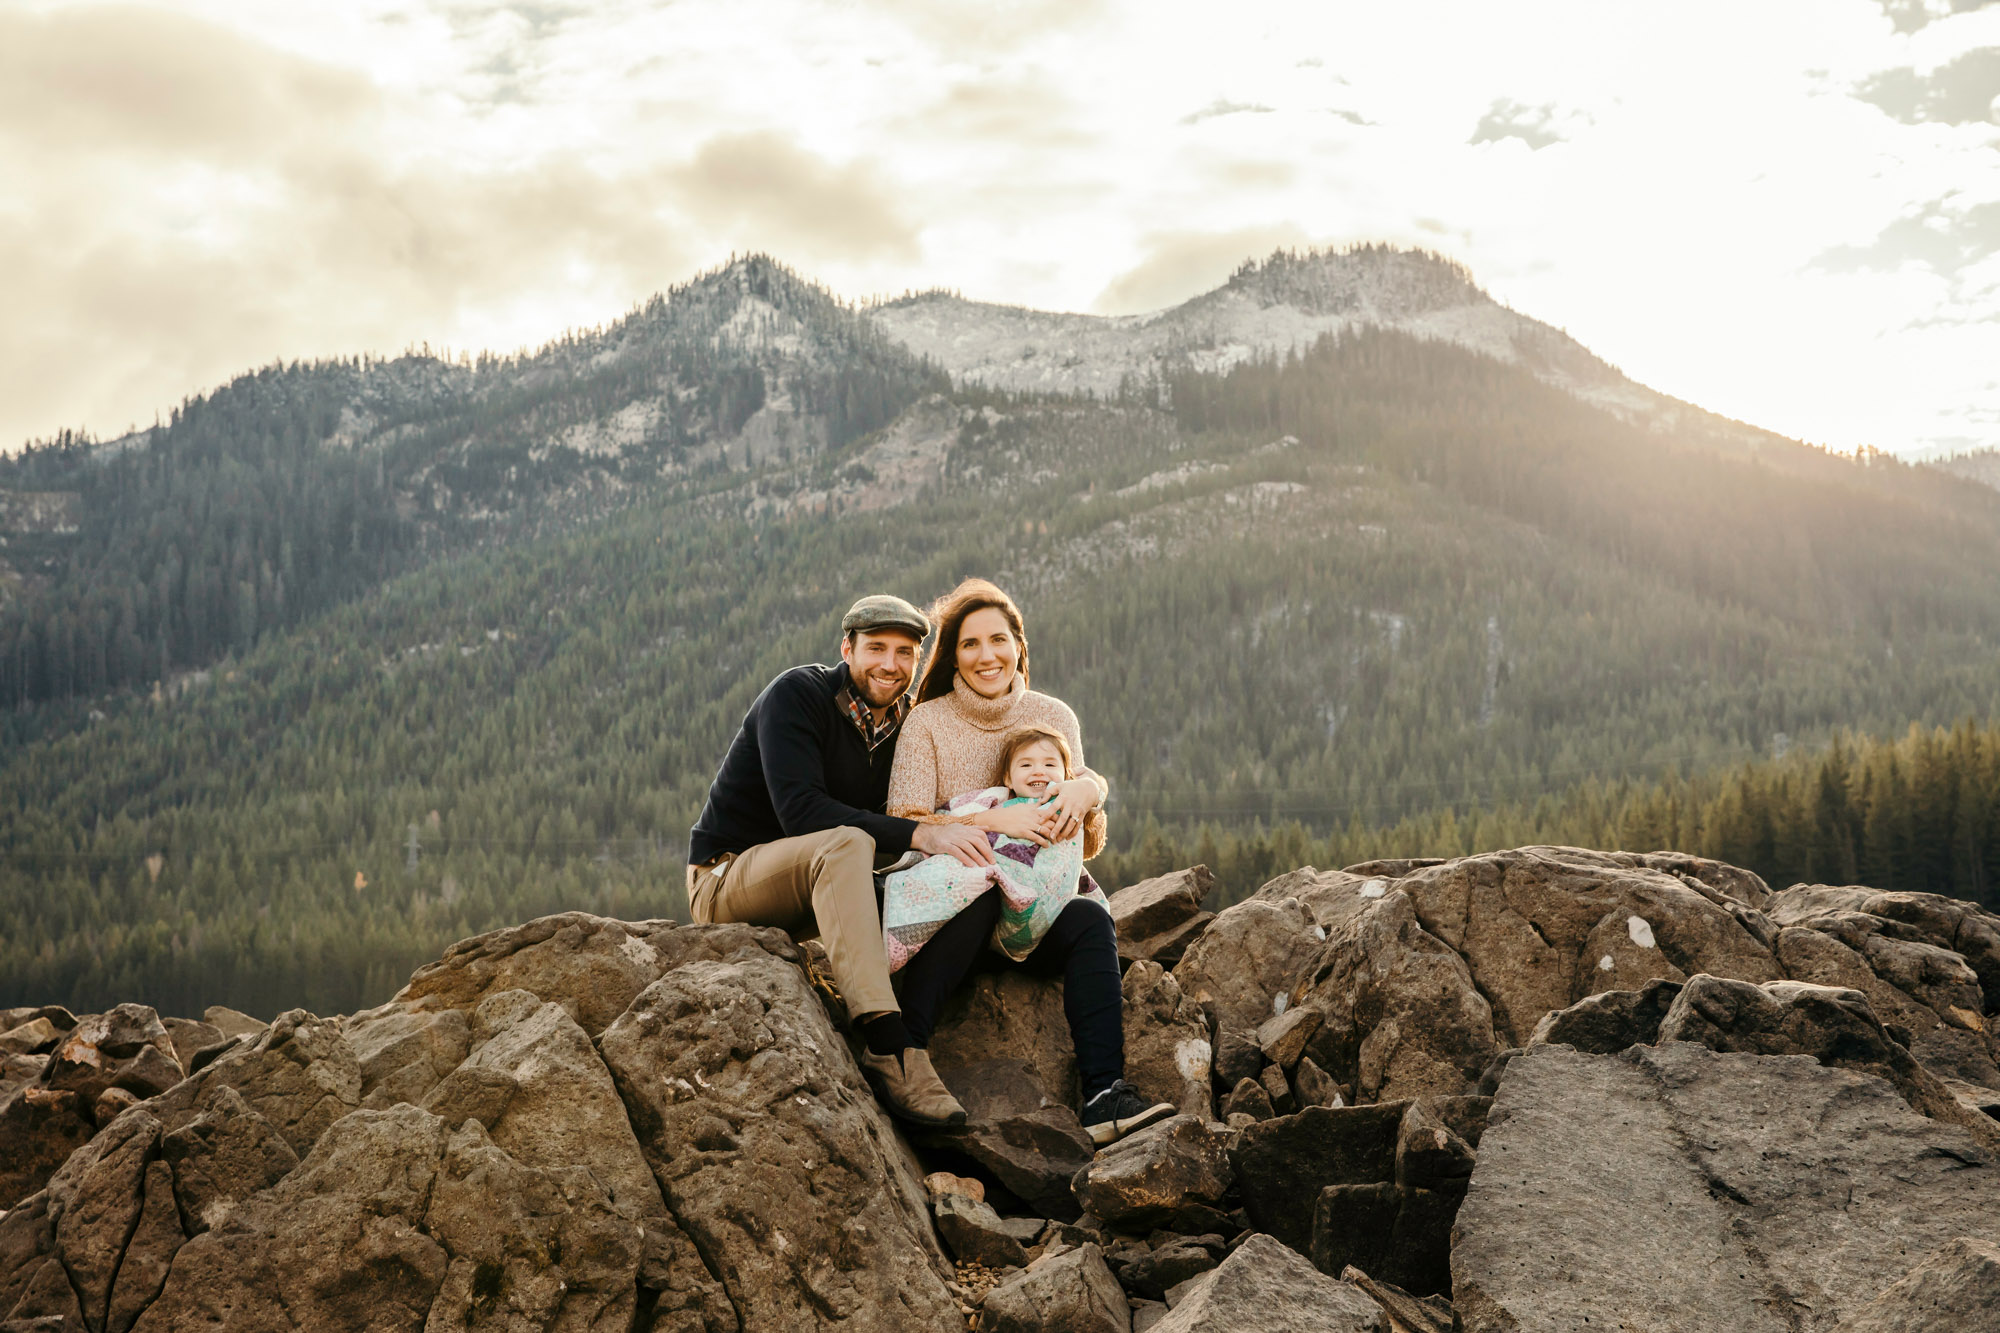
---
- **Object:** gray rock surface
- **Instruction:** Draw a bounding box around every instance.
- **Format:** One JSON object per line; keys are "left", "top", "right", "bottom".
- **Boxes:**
{"left": 1767, "top": 884, "right": 2000, "bottom": 1086}
{"left": 1108, "top": 866, "right": 1215, "bottom": 966}
{"left": 1393, "top": 846, "right": 1781, "bottom": 1047}
{"left": 976, "top": 1243, "right": 1131, "bottom": 1333}
{"left": 1311, "top": 1181, "right": 1465, "bottom": 1297}
{"left": 1173, "top": 895, "right": 1326, "bottom": 1035}
{"left": 1152, "top": 1233, "right": 1385, "bottom": 1333}
{"left": 393, "top": 911, "right": 702, "bottom": 1037}
{"left": 1527, "top": 977, "right": 1684, "bottom": 1052}
{"left": 0, "top": 1005, "right": 186, "bottom": 1208}
{"left": 1452, "top": 1042, "right": 2000, "bottom": 1333}
{"left": 132, "top": 1103, "right": 451, "bottom": 1333}
{"left": 1231, "top": 1101, "right": 1406, "bottom": 1252}
{"left": 1120, "top": 962, "right": 1213, "bottom": 1118}
{"left": 1658, "top": 974, "right": 2000, "bottom": 1148}
{"left": 1831, "top": 1236, "right": 2000, "bottom": 1333}
{"left": 935, "top": 1192, "right": 1029, "bottom": 1268}
{"left": 931, "top": 969, "right": 1082, "bottom": 1106}
{"left": 158, "top": 1083, "right": 299, "bottom": 1234}
{"left": 1289, "top": 888, "right": 1496, "bottom": 1103}
{"left": 598, "top": 933, "right": 958, "bottom": 1332}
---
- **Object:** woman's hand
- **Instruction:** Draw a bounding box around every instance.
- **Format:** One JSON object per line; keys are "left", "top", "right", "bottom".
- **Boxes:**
{"left": 1040, "top": 778, "right": 1100, "bottom": 842}
{"left": 972, "top": 803, "right": 1054, "bottom": 846}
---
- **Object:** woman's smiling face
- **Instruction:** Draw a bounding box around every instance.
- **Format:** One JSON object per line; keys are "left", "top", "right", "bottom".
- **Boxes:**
{"left": 955, "top": 605, "right": 1020, "bottom": 698}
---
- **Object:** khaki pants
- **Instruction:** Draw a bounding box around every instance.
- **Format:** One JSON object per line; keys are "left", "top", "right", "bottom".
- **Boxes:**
{"left": 686, "top": 826, "right": 900, "bottom": 1019}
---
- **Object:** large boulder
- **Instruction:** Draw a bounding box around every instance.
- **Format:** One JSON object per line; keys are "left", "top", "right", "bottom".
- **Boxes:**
{"left": 1766, "top": 885, "right": 2000, "bottom": 1087}
{"left": 598, "top": 934, "right": 959, "bottom": 1331}
{"left": 1451, "top": 1042, "right": 2000, "bottom": 1333}
{"left": 1174, "top": 894, "right": 1326, "bottom": 1037}
{"left": 1832, "top": 1236, "right": 2000, "bottom": 1333}
{"left": 131, "top": 1104, "right": 452, "bottom": 1332}
{"left": 975, "top": 1243, "right": 1130, "bottom": 1333}
{"left": 140, "top": 1008, "right": 361, "bottom": 1157}
{"left": 1071, "top": 1115, "right": 1232, "bottom": 1231}
{"left": 1527, "top": 978, "right": 1685, "bottom": 1053}
{"left": 931, "top": 970, "right": 1081, "bottom": 1107}
{"left": 1232, "top": 1102, "right": 1405, "bottom": 1253}
{"left": 1288, "top": 888, "right": 1496, "bottom": 1103}
{"left": 343, "top": 1004, "right": 473, "bottom": 1111}
{"left": 917, "top": 1059, "right": 1095, "bottom": 1221}
{"left": 393, "top": 911, "right": 759, "bottom": 1038}
{"left": 1657, "top": 974, "right": 2000, "bottom": 1149}
{"left": 1309, "top": 1181, "right": 1463, "bottom": 1299}
{"left": 1773, "top": 925, "right": 2000, "bottom": 1088}
{"left": 1390, "top": 846, "right": 1782, "bottom": 1047}
{"left": 1766, "top": 884, "right": 2000, "bottom": 1012}
{"left": 1151, "top": 1233, "right": 1385, "bottom": 1333}
{"left": 1120, "top": 962, "right": 1213, "bottom": 1117}
{"left": 1107, "top": 866, "right": 1215, "bottom": 966}
{"left": 158, "top": 1084, "right": 299, "bottom": 1234}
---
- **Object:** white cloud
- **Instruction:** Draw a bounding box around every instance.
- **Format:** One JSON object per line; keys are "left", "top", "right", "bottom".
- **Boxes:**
{"left": 4, "top": 0, "right": 2000, "bottom": 455}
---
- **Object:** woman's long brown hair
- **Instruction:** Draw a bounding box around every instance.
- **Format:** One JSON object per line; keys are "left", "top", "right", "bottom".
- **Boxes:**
{"left": 917, "top": 578, "right": 1030, "bottom": 703}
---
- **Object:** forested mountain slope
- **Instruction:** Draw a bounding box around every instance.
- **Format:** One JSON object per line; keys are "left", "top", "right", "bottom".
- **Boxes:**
{"left": 7, "top": 250, "right": 2000, "bottom": 1018}
{"left": 0, "top": 256, "right": 942, "bottom": 712}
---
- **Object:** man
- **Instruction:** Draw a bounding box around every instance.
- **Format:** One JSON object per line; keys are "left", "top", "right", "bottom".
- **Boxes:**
{"left": 686, "top": 594, "right": 994, "bottom": 1125}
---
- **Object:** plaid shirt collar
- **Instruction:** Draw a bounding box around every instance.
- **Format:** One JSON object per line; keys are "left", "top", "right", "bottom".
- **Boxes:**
{"left": 836, "top": 678, "right": 911, "bottom": 751}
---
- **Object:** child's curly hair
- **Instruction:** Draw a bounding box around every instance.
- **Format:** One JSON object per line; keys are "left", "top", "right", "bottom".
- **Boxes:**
{"left": 995, "top": 725, "right": 1073, "bottom": 787}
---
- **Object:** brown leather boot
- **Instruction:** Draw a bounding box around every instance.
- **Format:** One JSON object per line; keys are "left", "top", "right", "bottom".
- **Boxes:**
{"left": 861, "top": 1047, "right": 968, "bottom": 1127}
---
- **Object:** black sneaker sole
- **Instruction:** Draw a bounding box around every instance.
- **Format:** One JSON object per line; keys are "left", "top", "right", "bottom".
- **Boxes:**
{"left": 1087, "top": 1100, "right": 1177, "bottom": 1147}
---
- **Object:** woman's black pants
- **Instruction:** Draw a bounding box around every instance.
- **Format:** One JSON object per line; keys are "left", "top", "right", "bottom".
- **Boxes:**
{"left": 897, "top": 889, "right": 1124, "bottom": 1100}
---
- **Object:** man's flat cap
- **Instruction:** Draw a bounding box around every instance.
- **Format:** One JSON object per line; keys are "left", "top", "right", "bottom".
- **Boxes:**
{"left": 842, "top": 594, "right": 930, "bottom": 640}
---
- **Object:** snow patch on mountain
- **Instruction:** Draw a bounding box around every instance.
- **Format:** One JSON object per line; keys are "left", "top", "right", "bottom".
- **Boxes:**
{"left": 868, "top": 245, "right": 1659, "bottom": 423}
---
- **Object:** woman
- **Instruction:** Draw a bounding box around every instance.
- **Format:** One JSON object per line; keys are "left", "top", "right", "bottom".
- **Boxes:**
{"left": 887, "top": 577, "right": 1177, "bottom": 1147}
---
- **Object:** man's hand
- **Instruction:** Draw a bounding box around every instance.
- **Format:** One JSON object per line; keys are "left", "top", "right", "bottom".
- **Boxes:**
{"left": 912, "top": 821, "right": 997, "bottom": 868}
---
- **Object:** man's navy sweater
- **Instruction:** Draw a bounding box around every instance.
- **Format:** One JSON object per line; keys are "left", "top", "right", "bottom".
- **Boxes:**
{"left": 688, "top": 663, "right": 919, "bottom": 865}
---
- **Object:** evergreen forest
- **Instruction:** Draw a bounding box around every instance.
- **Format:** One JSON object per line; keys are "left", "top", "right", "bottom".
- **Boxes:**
{"left": 7, "top": 254, "right": 2000, "bottom": 1019}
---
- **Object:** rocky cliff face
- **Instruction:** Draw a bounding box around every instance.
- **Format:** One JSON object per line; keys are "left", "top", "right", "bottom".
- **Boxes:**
{"left": 4, "top": 846, "right": 1999, "bottom": 1332}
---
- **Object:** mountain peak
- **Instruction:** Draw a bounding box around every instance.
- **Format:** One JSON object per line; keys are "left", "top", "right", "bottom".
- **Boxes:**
{"left": 1219, "top": 244, "right": 1490, "bottom": 320}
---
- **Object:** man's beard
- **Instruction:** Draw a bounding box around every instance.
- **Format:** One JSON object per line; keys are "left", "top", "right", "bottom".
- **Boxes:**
{"left": 854, "top": 671, "right": 908, "bottom": 707}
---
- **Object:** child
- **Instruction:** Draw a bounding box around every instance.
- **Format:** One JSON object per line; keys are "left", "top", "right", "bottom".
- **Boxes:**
{"left": 880, "top": 725, "right": 1109, "bottom": 972}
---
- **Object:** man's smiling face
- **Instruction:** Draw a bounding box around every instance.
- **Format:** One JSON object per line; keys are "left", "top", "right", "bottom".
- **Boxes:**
{"left": 840, "top": 629, "right": 922, "bottom": 710}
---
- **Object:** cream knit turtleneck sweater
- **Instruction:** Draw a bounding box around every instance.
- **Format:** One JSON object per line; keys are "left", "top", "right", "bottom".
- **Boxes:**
{"left": 887, "top": 674, "right": 1109, "bottom": 858}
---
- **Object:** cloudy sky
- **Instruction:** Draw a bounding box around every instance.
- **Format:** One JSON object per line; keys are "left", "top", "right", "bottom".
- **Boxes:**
{"left": 5, "top": 0, "right": 2000, "bottom": 456}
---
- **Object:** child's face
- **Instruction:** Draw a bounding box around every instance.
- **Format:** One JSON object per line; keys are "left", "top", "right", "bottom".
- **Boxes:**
{"left": 1007, "top": 740, "right": 1066, "bottom": 799}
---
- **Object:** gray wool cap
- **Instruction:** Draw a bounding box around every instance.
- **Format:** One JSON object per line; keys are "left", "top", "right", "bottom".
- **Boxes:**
{"left": 841, "top": 594, "right": 930, "bottom": 640}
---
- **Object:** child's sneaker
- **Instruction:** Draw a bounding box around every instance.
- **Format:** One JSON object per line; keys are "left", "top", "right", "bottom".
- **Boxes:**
{"left": 1080, "top": 1079, "right": 1176, "bottom": 1147}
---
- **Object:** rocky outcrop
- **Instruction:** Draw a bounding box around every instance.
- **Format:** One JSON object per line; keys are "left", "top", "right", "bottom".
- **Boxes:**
{"left": 1106, "top": 867, "right": 1215, "bottom": 967}
{"left": 0, "top": 1005, "right": 188, "bottom": 1209}
{"left": 1765, "top": 884, "right": 2000, "bottom": 1087}
{"left": 594, "top": 929, "right": 957, "bottom": 1331}
{"left": 1452, "top": 1042, "right": 2000, "bottom": 1332}
{"left": 1657, "top": 973, "right": 2000, "bottom": 1148}
{"left": 1832, "top": 1236, "right": 2000, "bottom": 1333}
{"left": 5, "top": 849, "right": 2000, "bottom": 1333}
